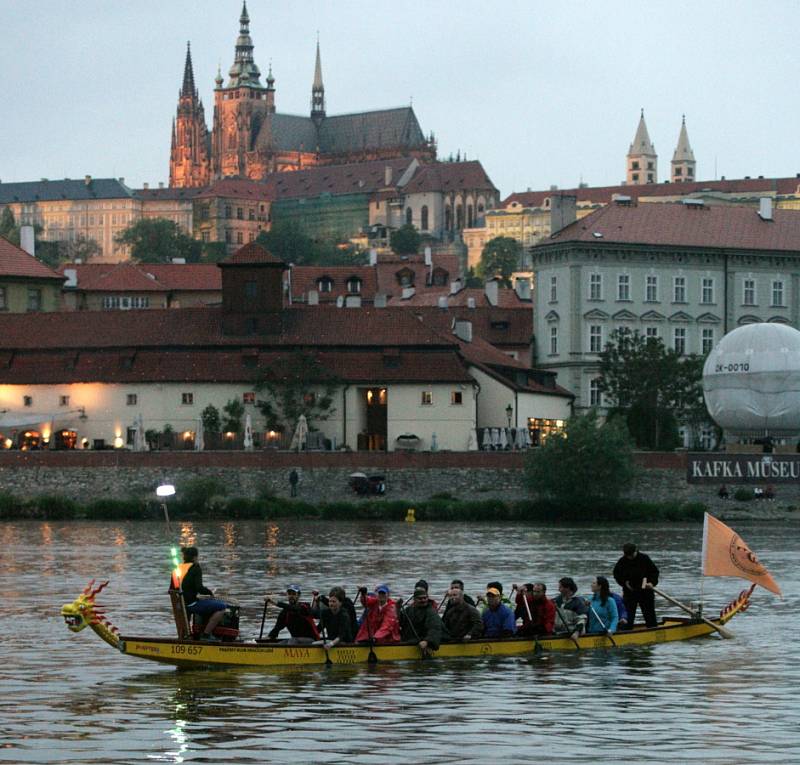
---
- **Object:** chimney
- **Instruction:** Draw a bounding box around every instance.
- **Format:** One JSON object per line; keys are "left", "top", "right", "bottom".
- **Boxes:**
{"left": 374, "top": 293, "right": 388, "bottom": 308}
{"left": 158, "top": 182, "right": 165, "bottom": 189}
{"left": 467, "top": 297, "right": 476, "bottom": 309}
{"left": 63, "top": 268, "right": 78, "bottom": 288}
{"left": 118, "top": 177, "right": 125, "bottom": 185}
{"left": 550, "top": 193, "right": 577, "bottom": 234}
{"left": 345, "top": 295, "right": 362, "bottom": 308}
{"left": 401, "top": 286, "right": 416, "bottom": 300}
{"left": 84, "top": 175, "right": 92, "bottom": 186}
{"left": 450, "top": 279, "right": 462, "bottom": 295}
{"left": 20, "top": 225, "right": 35, "bottom": 256}
{"left": 437, "top": 295, "right": 448, "bottom": 309}
{"left": 384, "top": 165, "right": 392, "bottom": 186}
{"left": 424, "top": 246, "right": 432, "bottom": 266}
{"left": 307, "top": 289, "right": 319, "bottom": 305}
{"left": 485, "top": 279, "right": 499, "bottom": 306}
{"left": 453, "top": 319, "right": 473, "bottom": 343}
{"left": 336, "top": 295, "right": 344, "bottom": 307}
{"left": 143, "top": 182, "right": 149, "bottom": 190}
{"left": 369, "top": 248, "right": 377, "bottom": 266}
{"left": 758, "top": 197, "right": 773, "bottom": 221}
{"left": 515, "top": 278, "right": 531, "bottom": 300}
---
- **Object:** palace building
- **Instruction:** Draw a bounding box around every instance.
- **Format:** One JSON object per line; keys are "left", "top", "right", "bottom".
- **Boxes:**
{"left": 169, "top": 3, "right": 436, "bottom": 188}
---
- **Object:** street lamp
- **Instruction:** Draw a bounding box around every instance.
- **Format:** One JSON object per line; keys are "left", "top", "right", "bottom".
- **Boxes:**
{"left": 505, "top": 404, "right": 513, "bottom": 429}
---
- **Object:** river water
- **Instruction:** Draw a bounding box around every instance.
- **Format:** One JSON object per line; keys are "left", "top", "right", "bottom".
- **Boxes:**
{"left": 0, "top": 519, "right": 797, "bottom": 764}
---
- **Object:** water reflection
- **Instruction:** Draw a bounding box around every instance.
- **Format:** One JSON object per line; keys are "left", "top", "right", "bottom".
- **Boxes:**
{"left": 1, "top": 519, "right": 798, "bottom": 764}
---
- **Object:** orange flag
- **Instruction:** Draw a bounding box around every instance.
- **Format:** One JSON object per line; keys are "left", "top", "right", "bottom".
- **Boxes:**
{"left": 702, "top": 513, "right": 782, "bottom": 597}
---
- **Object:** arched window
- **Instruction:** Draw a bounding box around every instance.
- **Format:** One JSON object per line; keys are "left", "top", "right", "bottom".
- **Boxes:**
{"left": 346, "top": 277, "right": 362, "bottom": 294}
{"left": 317, "top": 276, "right": 334, "bottom": 293}
{"left": 445, "top": 206, "right": 452, "bottom": 231}
{"left": 421, "top": 205, "right": 429, "bottom": 231}
{"left": 456, "top": 205, "right": 463, "bottom": 229}
{"left": 405, "top": 207, "right": 413, "bottom": 226}
{"left": 467, "top": 205, "right": 474, "bottom": 228}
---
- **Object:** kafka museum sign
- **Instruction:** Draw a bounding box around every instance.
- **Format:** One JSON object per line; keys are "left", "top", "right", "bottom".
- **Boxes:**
{"left": 687, "top": 453, "right": 800, "bottom": 484}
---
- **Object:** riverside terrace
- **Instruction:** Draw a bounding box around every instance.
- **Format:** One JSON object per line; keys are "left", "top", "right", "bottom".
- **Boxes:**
{"left": 0, "top": 243, "right": 572, "bottom": 454}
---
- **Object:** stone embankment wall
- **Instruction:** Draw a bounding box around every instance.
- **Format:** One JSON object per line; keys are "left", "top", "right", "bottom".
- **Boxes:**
{"left": 0, "top": 451, "right": 797, "bottom": 515}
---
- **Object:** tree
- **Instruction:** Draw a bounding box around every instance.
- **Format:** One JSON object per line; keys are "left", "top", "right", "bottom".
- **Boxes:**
{"left": 115, "top": 218, "right": 201, "bottom": 263}
{"left": 598, "top": 328, "right": 703, "bottom": 450}
{"left": 255, "top": 221, "right": 367, "bottom": 266}
{"left": 256, "top": 350, "right": 339, "bottom": 432}
{"left": 524, "top": 410, "right": 635, "bottom": 507}
{"left": 222, "top": 399, "right": 245, "bottom": 433}
{"left": 0, "top": 207, "right": 18, "bottom": 244}
{"left": 478, "top": 236, "right": 521, "bottom": 286}
{"left": 464, "top": 266, "right": 483, "bottom": 288}
{"left": 201, "top": 404, "right": 221, "bottom": 434}
{"left": 389, "top": 223, "right": 421, "bottom": 255}
{"left": 61, "top": 234, "right": 102, "bottom": 263}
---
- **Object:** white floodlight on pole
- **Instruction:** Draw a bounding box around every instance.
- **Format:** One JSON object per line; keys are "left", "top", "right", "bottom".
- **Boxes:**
{"left": 156, "top": 484, "right": 176, "bottom": 498}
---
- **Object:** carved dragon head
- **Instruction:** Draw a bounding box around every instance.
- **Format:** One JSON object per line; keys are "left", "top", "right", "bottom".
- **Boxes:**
{"left": 61, "top": 580, "right": 120, "bottom": 646}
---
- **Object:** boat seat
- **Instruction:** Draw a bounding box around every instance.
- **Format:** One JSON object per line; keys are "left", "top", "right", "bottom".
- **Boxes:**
{"left": 168, "top": 587, "right": 191, "bottom": 639}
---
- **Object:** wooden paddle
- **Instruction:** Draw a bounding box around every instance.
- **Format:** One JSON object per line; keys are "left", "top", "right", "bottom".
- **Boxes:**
{"left": 587, "top": 601, "right": 617, "bottom": 647}
{"left": 312, "top": 593, "right": 333, "bottom": 666}
{"left": 651, "top": 585, "right": 734, "bottom": 639}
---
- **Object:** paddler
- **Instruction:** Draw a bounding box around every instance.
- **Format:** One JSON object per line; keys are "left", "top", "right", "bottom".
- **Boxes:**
{"left": 266, "top": 585, "right": 321, "bottom": 643}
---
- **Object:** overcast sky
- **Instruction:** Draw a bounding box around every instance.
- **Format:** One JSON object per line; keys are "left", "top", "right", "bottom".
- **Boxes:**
{"left": 3, "top": 1, "right": 799, "bottom": 198}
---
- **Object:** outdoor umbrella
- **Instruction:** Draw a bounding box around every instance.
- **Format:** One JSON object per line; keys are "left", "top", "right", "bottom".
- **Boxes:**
{"left": 194, "top": 418, "right": 204, "bottom": 451}
{"left": 430, "top": 432, "right": 438, "bottom": 452}
{"left": 490, "top": 428, "right": 500, "bottom": 450}
{"left": 243, "top": 414, "right": 254, "bottom": 451}
{"left": 480, "top": 428, "right": 492, "bottom": 450}
{"left": 499, "top": 427, "right": 508, "bottom": 450}
{"left": 290, "top": 414, "right": 308, "bottom": 451}
{"left": 133, "top": 413, "right": 147, "bottom": 452}
{"left": 467, "top": 428, "right": 479, "bottom": 451}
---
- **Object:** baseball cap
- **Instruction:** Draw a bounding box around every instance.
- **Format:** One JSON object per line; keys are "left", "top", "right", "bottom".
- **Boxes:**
{"left": 486, "top": 587, "right": 501, "bottom": 596}
{"left": 376, "top": 583, "right": 390, "bottom": 594}
{"left": 286, "top": 584, "right": 301, "bottom": 593}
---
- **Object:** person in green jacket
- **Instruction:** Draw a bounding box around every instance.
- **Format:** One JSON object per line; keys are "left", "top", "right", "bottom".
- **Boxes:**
{"left": 398, "top": 587, "right": 446, "bottom": 656}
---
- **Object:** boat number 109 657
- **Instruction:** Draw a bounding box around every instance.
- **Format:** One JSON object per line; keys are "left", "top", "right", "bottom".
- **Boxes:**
{"left": 171, "top": 644, "right": 203, "bottom": 656}
{"left": 716, "top": 362, "right": 749, "bottom": 373}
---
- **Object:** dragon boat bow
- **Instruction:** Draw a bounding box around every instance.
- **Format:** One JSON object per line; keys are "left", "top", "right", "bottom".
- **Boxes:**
{"left": 61, "top": 581, "right": 755, "bottom": 668}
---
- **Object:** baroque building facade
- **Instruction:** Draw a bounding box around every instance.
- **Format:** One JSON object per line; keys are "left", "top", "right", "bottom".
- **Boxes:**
{"left": 169, "top": 3, "right": 436, "bottom": 188}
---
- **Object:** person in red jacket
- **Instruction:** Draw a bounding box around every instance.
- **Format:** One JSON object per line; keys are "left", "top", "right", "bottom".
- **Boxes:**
{"left": 355, "top": 583, "right": 400, "bottom": 644}
{"left": 514, "top": 582, "right": 555, "bottom": 636}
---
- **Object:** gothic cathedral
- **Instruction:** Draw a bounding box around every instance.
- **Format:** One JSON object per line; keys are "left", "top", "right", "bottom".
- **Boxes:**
{"left": 169, "top": 3, "right": 436, "bottom": 188}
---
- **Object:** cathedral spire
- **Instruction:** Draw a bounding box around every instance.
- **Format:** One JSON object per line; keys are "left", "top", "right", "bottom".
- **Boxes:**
{"left": 626, "top": 109, "right": 658, "bottom": 184}
{"left": 227, "top": 1, "right": 262, "bottom": 88}
{"left": 311, "top": 38, "right": 326, "bottom": 122}
{"left": 181, "top": 42, "right": 196, "bottom": 97}
{"left": 671, "top": 115, "right": 696, "bottom": 183}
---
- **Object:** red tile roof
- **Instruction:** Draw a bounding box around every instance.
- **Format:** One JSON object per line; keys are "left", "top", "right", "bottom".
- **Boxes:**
{"left": 409, "top": 305, "right": 533, "bottom": 348}
{"left": 195, "top": 179, "right": 273, "bottom": 201}
{"left": 401, "top": 161, "right": 498, "bottom": 195}
{"left": 503, "top": 176, "right": 800, "bottom": 209}
{"left": 58, "top": 263, "right": 222, "bottom": 292}
{"left": 289, "top": 266, "right": 378, "bottom": 302}
{"left": 222, "top": 242, "right": 286, "bottom": 266}
{"left": 397, "top": 286, "right": 527, "bottom": 309}
{"left": 545, "top": 201, "right": 800, "bottom": 251}
{"left": 134, "top": 186, "right": 205, "bottom": 201}
{"left": 0, "top": 237, "right": 64, "bottom": 280}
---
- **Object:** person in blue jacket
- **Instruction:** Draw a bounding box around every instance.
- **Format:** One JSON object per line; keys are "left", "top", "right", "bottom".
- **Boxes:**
{"left": 481, "top": 587, "right": 516, "bottom": 637}
{"left": 585, "top": 576, "right": 619, "bottom": 634}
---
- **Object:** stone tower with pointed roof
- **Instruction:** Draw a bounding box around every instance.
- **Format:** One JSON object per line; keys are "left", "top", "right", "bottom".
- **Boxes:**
{"left": 169, "top": 3, "right": 434, "bottom": 187}
{"left": 310, "top": 40, "right": 325, "bottom": 125}
{"left": 626, "top": 110, "right": 658, "bottom": 185}
{"left": 169, "top": 43, "right": 212, "bottom": 188}
{"left": 671, "top": 116, "right": 696, "bottom": 183}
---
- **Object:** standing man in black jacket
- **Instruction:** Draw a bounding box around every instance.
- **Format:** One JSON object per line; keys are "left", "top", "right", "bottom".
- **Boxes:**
{"left": 613, "top": 543, "right": 660, "bottom": 628}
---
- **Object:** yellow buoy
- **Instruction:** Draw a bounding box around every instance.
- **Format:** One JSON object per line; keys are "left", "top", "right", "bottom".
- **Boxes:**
{"left": 405, "top": 508, "right": 416, "bottom": 523}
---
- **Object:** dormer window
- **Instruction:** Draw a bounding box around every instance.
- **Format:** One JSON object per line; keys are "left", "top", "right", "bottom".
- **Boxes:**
{"left": 318, "top": 277, "right": 334, "bottom": 293}
{"left": 397, "top": 268, "right": 414, "bottom": 287}
{"left": 346, "top": 277, "right": 362, "bottom": 294}
{"left": 431, "top": 268, "right": 448, "bottom": 287}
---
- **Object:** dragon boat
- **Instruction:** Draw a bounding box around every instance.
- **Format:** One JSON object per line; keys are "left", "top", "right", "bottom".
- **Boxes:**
{"left": 61, "top": 580, "right": 755, "bottom": 668}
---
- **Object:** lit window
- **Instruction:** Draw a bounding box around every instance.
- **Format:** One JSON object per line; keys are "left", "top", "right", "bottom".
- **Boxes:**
{"left": 646, "top": 275, "right": 658, "bottom": 302}
{"left": 126, "top": 394, "right": 138, "bottom": 406}
{"left": 451, "top": 391, "right": 463, "bottom": 405}
{"left": 421, "top": 391, "right": 433, "bottom": 406}
{"left": 181, "top": 392, "right": 194, "bottom": 405}
{"left": 617, "top": 274, "right": 630, "bottom": 301}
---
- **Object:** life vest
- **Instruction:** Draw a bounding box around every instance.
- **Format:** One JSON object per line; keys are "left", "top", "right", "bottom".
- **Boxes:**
{"left": 171, "top": 562, "right": 193, "bottom": 590}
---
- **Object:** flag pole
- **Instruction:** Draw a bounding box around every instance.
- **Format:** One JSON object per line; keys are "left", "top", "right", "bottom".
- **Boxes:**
{"left": 699, "top": 512, "right": 708, "bottom": 609}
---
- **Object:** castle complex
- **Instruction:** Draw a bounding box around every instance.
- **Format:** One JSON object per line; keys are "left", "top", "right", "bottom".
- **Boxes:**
{"left": 169, "top": 3, "right": 436, "bottom": 188}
